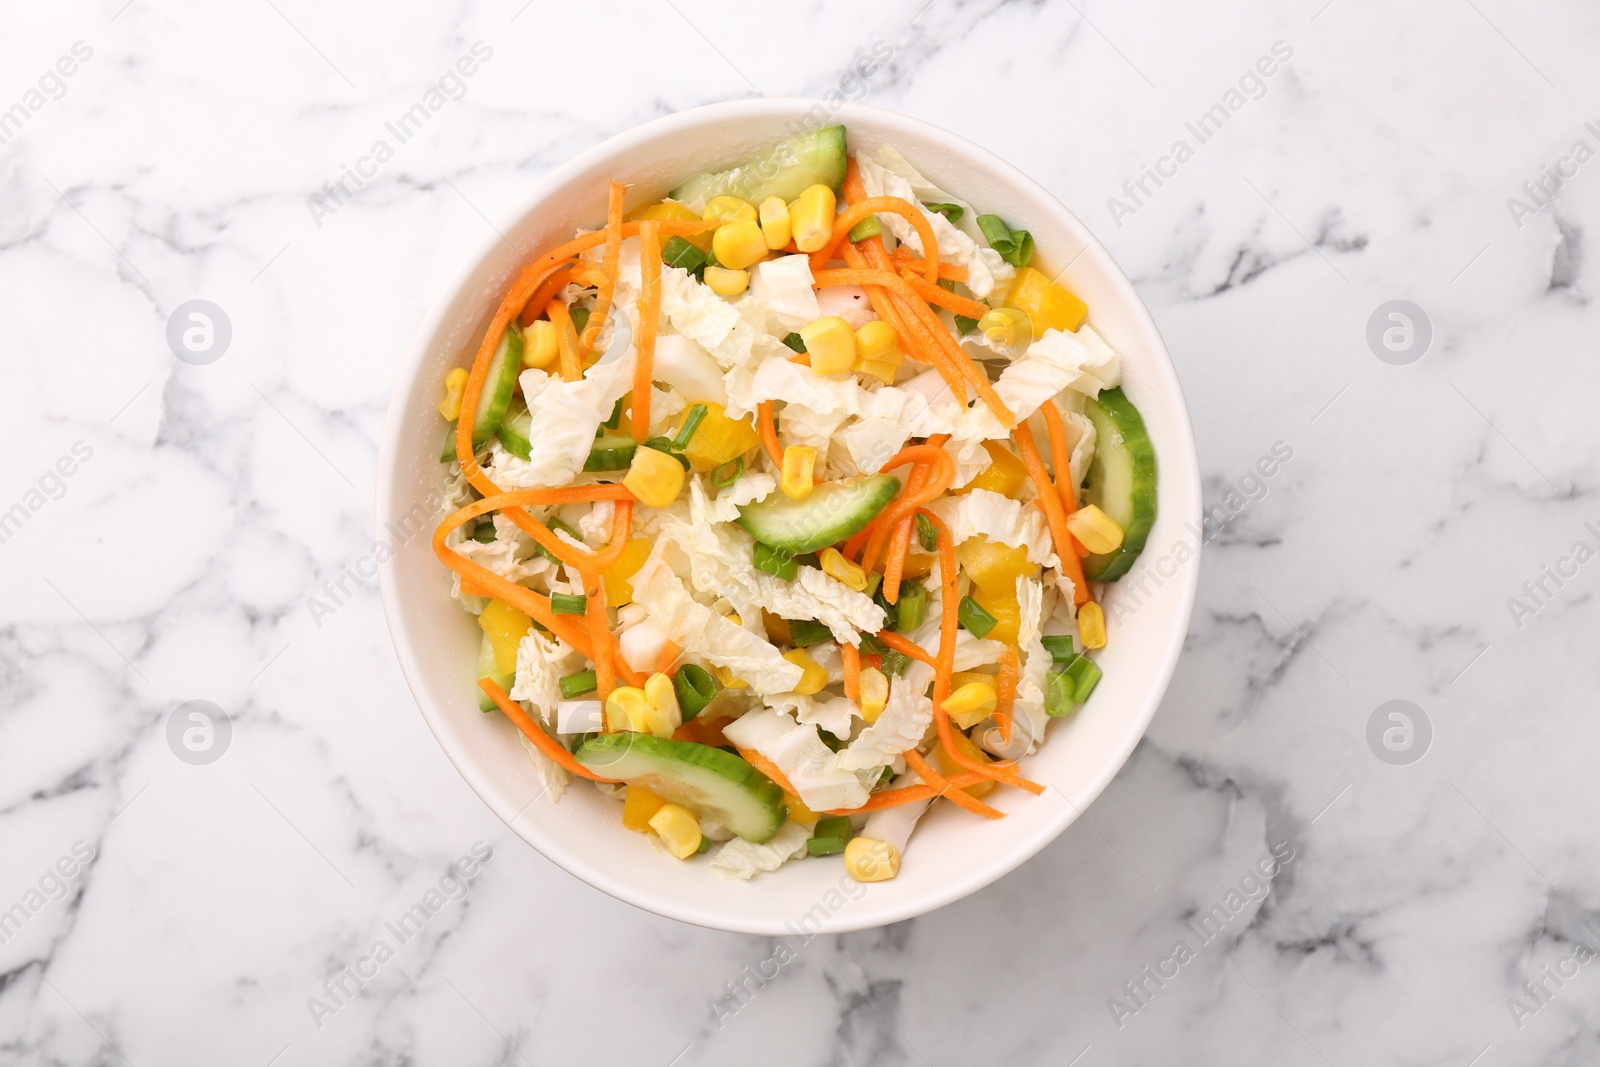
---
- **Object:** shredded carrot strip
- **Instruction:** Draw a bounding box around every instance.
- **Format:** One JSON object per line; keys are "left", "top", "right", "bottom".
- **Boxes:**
{"left": 633, "top": 221, "right": 662, "bottom": 442}
{"left": 1039, "top": 401, "right": 1083, "bottom": 522}
{"left": 890, "top": 248, "right": 967, "bottom": 282}
{"left": 841, "top": 642, "right": 862, "bottom": 702}
{"left": 757, "top": 401, "right": 783, "bottom": 467}
{"left": 737, "top": 747, "right": 800, "bottom": 796}
{"left": 813, "top": 267, "right": 987, "bottom": 321}
{"left": 577, "top": 181, "right": 626, "bottom": 361}
{"left": 435, "top": 525, "right": 593, "bottom": 659}
{"left": 548, "top": 301, "right": 582, "bottom": 382}
{"left": 585, "top": 574, "right": 616, "bottom": 698}
{"left": 924, "top": 511, "right": 1045, "bottom": 794}
{"left": 823, "top": 772, "right": 989, "bottom": 814}
{"left": 842, "top": 517, "right": 880, "bottom": 562}
{"left": 994, "top": 646, "right": 1019, "bottom": 745}
{"left": 899, "top": 292, "right": 1015, "bottom": 428}
{"left": 653, "top": 641, "right": 681, "bottom": 675}
{"left": 518, "top": 265, "right": 576, "bottom": 327}
{"left": 876, "top": 629, "right": 935, "bottom": 666}
{"left": 479, "top": 680, "right": 618, "bottom": 782}
{"left": 1016, "top": 421, "right": 1090, "bottom": 607}
{"left": 860, "top": 445, "right": 954, "bottom": 575}
{"left": 810, "top": 196, "right": 941, "bottom": 285}
{"left": 881, "top": 433, "right": 950, "bottom": 604}
{"left": 904, "top": 748, "right": 1002, "bottom": 819}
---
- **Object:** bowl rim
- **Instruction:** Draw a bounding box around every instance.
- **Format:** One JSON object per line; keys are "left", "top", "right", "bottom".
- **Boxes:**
{"left": 377, "top": 98, "right": 1201, "bottom": 933}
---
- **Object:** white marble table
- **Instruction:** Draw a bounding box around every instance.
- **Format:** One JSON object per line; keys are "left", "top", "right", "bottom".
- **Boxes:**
{"left": 3, "top": 1, "right": 1597, "bottom": 1063}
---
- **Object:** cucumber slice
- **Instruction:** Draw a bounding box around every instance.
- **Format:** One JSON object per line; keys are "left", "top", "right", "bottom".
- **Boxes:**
{"left": 584, "top": 434, "right": 638, "bottom": 472}
{"left": 669, "top": 126, "right": 848, "bottom": 208}
{"left": 1081, "top": 387, "right": 1157, "bottom": 582}
{"left": 574, "top": 733, "right": 786, "bottom": 843}
{"left": 736, "top": 474, "right": 900, "bottom": 555}
{"left": 471, "top": 326, "right": 524, "bottom": 449}
{"left": 475, "top": 632, "right": 512, "bottom": 712}
{"left": 498, "top": 398, "right": 533, "bottom": 460}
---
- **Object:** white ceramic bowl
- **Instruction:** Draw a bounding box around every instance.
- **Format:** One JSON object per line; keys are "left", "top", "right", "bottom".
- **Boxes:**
{"left": 377, "top": 100, "right": 1201, "bottom": 934}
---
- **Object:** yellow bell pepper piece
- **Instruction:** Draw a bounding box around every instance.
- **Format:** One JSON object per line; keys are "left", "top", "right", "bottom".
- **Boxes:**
{"left": 955, "top": 536, "right": 1037, "bottom": 600}
{"left": 958, "top": 440, "right": 1029, "bottom": 498}
{"left": 1006, "top": 266, "right": 1088, "bottom": 335}
{"left": 622, "top": 785, "right": 668, "bottom": 832}
{"left": 631, "top": 199, "right": 711, "bottom": 250}
{"left": 477, "top": 599, "right": 531, "bottom": 675}
{"left": 679, "top": 401, "right": 759, "bottom": 472}
{"left": 601, "top": 538, "right": 652, "bottom": 606}
{"left": 783, "top": 791, "right": 819, "bottom": 826}
{"left": 973, "top": 586, "right": 1021, "bottom": 646}
{"left": 782, "top": 648, "right": 828, "bottom": 695}
{"left": 935, "top": 729, "right": 998, "bottom": 797}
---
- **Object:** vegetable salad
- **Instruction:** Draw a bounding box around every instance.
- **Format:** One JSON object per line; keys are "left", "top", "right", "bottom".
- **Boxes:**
{"left": 431, "top": 126, "right": 1157, "bottom": 882}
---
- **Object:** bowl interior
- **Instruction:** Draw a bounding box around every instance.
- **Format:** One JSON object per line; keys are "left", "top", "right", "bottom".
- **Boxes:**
{"left": 377, "top": 100, "right": 1201, "bottom": 934}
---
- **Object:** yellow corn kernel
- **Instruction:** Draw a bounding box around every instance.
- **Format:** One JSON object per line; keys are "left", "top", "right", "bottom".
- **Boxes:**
{"left": 605, "top": 686, "right": 652, "bottom": 733}
{"left": 643, "top": 671, "right": 682, "bottom": 738}
{"left": 791, "top": 184, "right": 838, "bottom": 253}
{"left": 855, "top": 357, "right": 901, "bottom": 385}
{"left": 1066, "top": 504, "right": 1124, "bottom": 555}
{"left": 702, "top": 195, "right": 757, "bottom": 226}
{"left": 800, "top": 316, "right": 857, "bottom": 375}
{"left": 477, "top": 599, "right": 532, "bottom": 675}
{"left": 818, "top": 546, "right": 868, "bottom": 592}
{"left": 1077, "top": 600, "right": 1106, "bottom": 649}
{"left": 648, "top": 803, "right": 703, "bottom": 859}
{"left": 601, "top": 538, "right": 652, "bottom": 606}
{"left": 759, "top": 196, "right": 792, "bottom": 249}
{"left": 858, "top": 667, "right": 889, "bottom": 723}
{"left": 623, "top": 445, "right": 686, "bottom": 508}
{"left": 711, "top": 663, "right": 748, "bottom": 690}
{"left": 959, "top": 440, "right": 1028, "bottom": 498}
{"left": 680, "top": 401, "right": 760, "bottom": 472}
{"left": 622, "top": 784, "right": 668, "bottom": 832}
{"left": 712, "top": 220, "right": 768, "bottom": 271}
{"left": 783, "top": 648, "right": 828, "bottom": 695}
{"left": 703, "top": 265, "right": 750, "bottom": 296}
{"left": 522, "top": 319, "right": 559, "bottom": 370}
{"left": 946, "top": 671, "right": 998, "bottom": 728}
{"left": 845, "top": 836, "right": 900, "bottom": 882}
{"left": 854, "top": 319, "right": 900, "bottom": 361}
{"left": 935, "top": 728, "right": 998, "bottom": 797}
{"left": 781, "top": 445, "right": 817, "bottom": 500}
{"left": 941, "top": 680, "right": 998, "bottom": 721}
{"left": 977, "top": 306, "right": 1034, "bottom": 358}
{"left": 783, "top": 791, "right": 819, "bottom": 827}
{"left": 439, "top": 367, "right": 469, "bottom": 420}
{"left": 1006, "top": 266, "right": 1088, "bottom": 335}
{"left": 633, "top": 199, "right": 712, "bottom": 251}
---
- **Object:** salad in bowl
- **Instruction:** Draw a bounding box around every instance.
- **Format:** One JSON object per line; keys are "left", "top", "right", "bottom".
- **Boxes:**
{"left": 428, "top": 124, "right": 1157, "bottom": 884}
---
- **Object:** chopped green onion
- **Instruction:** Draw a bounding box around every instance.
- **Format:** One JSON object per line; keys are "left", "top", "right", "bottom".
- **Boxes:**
{"left": 569, "top": 306, "right": 591, "bottom": 336}
{"left": 559, "top": 670, "right": 597, "bottom": 698}
{"left": 754, "top": 542, "right": 798, "bottom": 580}
{"left": 923, "top": 202, "right": 964, "bottom": 222}
{"left": 1040, "top": 635, "right": 1079, "bottom": 663}
{"left": 673, "top": 403, "right": 708, "bottom": 450}
{"left": 534, "top": 519, "right": 585, "bottom": 564}
{"left": 915, "top": 512, "right": 937, "bottom": 552}
{"left": 1065, "top": 655, "right": 1102, "bottom": 703}
{"left": 814, "top": 815, "right": 852, "bottom": 839}
{"left": 787, "top": 619, "right": 832, "bottom": 647}
{"left": 1045, "top": 670, "right": 1076, "bottom": 718}
{"left": 471, "top": 521, "right": 497, "bottom": 544}
{"left": 958, "top": 595, "right": 997, "bottom": 638}
{"left": 881, "top": 650, "right": 911, "bottom": 677}
{"left": 937, "top": 277, "right": 956, "bottom": 292}
{"left": 847, "top": 215, "right": 882, "bottom": 242}
{"left": 661, "top": 236, "right": 705, "bottom": 272}
{"left": 604, "top": 397, "right": 625, "bottom": 429}
{"left": 584, "top": 438, "right": 636, "bottom": 472}
{"left": 645, "top": 436, "right": 691, "bottom": 469}
{"left": 954, "top": 314, "right": 979, "bottom": 334}
{"left": 781, "top": 332, "right": 807, "bottom": 353}
{"left": 857, "top": 631, "right": 888, "bottom": 656}
{"left": 673, "top": 664, "right": 719, "bottom": 721}
{"left": 896, "top": 583, "right": 927, "bottom": 632}
{"left": 712, "top": 456, "right": 744, "bottom": 487}
{"left": 696, "top": 835, "right": 711, "bottom": 854}
{"left": 806, "top": 835, "right": 847, "bottom": 857}
{"left": 864, "top": 571, "right": 882, "bottom": 598}
{"left": 976, "top": 214, "right": 1034, "bottom": 268}
{"left": 550, "top": 593, "right": 588, "bottom": 615}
